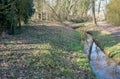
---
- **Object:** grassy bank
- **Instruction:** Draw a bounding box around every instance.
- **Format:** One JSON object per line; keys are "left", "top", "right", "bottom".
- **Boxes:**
{"left": 88, "top": 30, "right": 120, "bottom": 64}
{"left": 0, "top": 25, "right": 95, "bottom": 79}
{"left": 76, "top": 23, "right": 120, "bottom": 64}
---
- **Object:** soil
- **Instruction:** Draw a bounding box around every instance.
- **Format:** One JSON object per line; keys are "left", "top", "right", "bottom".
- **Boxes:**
{"left": 97, "top": 22, "right": 120, "bottom": 42}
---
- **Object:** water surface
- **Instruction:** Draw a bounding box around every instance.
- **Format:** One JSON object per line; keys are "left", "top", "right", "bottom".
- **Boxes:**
{"left": 84, "top": 34, "right": 120, "bottom": 79}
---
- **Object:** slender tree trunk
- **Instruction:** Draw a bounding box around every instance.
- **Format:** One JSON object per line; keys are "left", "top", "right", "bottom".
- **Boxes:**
{"left": 41, "top": 0, "right": 43, "bottom": 21}
{"left": 97, "top": 0, "right": 101, "bottom": 21}
{"left": 10, "top": 3, "right": 15, "bottom": 35}
{"left": 17, "top": 8, "right": 21, "bottom": 29}
{"left": 98, "top": 0, "right": 101, "bottom": 15}
{"left": 91, "top": 0, "right": 97, "bottom": 25}
{"left": 11, "top": 25, "right": 15, "bottom": 35}
{"left": 46, "top": 12, "right": 48, "bottom": 21}
{"left": 18, "top": 16, "right": 21, "bottom": 29}
{"left": 41, "top": 12, "right": 43, "bottom": 21}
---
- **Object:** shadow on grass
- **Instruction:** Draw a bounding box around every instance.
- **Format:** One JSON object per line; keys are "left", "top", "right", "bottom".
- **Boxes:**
{"left": 0, "top": 25, "right": 82, "bottom": 52}
{"left": 0, "top": 25, "right": 95, "bottom": 79}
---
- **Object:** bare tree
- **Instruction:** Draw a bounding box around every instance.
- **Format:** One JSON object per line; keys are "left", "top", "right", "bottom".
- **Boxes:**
{"left": 34, "top": 0, "right": 91, "bottom": 22}
{"left": 91, "top": 0, "right": 97, "bottom": 25}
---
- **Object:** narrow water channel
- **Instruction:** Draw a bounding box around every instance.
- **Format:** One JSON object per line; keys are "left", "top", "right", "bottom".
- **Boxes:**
{"left": 84, "top": 34, "right": 120, "bottom": 79}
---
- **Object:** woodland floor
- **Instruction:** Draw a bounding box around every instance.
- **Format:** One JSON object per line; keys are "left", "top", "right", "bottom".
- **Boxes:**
{"left": 0, "top": 23, "right": 96, "bottom": 79}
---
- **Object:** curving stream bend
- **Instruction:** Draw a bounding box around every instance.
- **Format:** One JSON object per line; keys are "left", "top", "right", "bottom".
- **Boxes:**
{"left": 83, "top": 34, "right": 120, "bottom": 79}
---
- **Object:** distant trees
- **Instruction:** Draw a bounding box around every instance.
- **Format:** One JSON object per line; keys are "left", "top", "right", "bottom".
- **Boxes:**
{"left": 106, "top": 0, "right": 120, "bottom": 25}
{"left": 1, "top": 0, "right": 116, "bottom": 36}
{"left": 34, "top": 0, "right": 102, "bottom": 25}
{"left": 34, "top": 0, "right": 91, "bottom": 23}
{"left": 35, "top": 0, "right": 45, "bottom": 21}
{"left": 0, "top": 0, "right": 34, "bottom": 34}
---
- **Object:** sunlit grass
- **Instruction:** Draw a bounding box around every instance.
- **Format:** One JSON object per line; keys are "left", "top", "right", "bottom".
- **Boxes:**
{"left": 75, "top": 23, "right": 120, "bottom": 64}
{"left": 87, "top": 31, "right": 120, "bottom": 63}
{"left": 0, "top": 25, "right": 95, "bottom": 79}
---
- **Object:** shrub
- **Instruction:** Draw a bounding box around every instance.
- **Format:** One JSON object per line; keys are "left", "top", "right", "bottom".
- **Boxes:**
{"left": 106, "top": 0, "right": 120, "bottom": 25}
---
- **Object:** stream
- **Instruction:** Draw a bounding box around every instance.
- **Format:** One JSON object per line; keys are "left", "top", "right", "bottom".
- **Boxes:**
{"left": 84, "top": 34, "right": 120, "bottom": 79}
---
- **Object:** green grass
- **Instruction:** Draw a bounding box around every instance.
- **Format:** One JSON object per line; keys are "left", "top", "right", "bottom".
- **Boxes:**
{"left": 89, "top": 31, "right": 120, "bottom": 62}
{"left": 0, "top": 25, "right": 95, "bottom": 79}
{"left": 76, "top": 23, "right": 120, "bottom": 64}
{"left": 76, "top": 26, "right": 120, "bottom": 64}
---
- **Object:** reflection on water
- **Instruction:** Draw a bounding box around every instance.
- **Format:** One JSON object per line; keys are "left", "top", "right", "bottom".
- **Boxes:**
{"left": 84, "top": 34, "right": 120, "bottom": 79}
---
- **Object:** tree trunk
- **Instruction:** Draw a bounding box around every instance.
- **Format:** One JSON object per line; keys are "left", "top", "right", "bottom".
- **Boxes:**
{"left": 11, "top": 25, "right": 15, "bottom": 35}
{"left": 18, "top": 16, "right": 21, "bottom": 29}
{"left": 98, "top": 0, "right": 101, "bottom": 15}
{"left": 91, "top": 0, "right": 97, "bottom": 25}
{"left": 41, "top": 12, "right": 43, "bottom": 21}
{"left": 97, "top": 0, "right": 101, "bottom": 21}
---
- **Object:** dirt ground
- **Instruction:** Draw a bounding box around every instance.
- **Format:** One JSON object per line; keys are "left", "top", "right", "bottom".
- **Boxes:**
{"left": 97, "top": 22, "right": 120, "bottom": 41}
